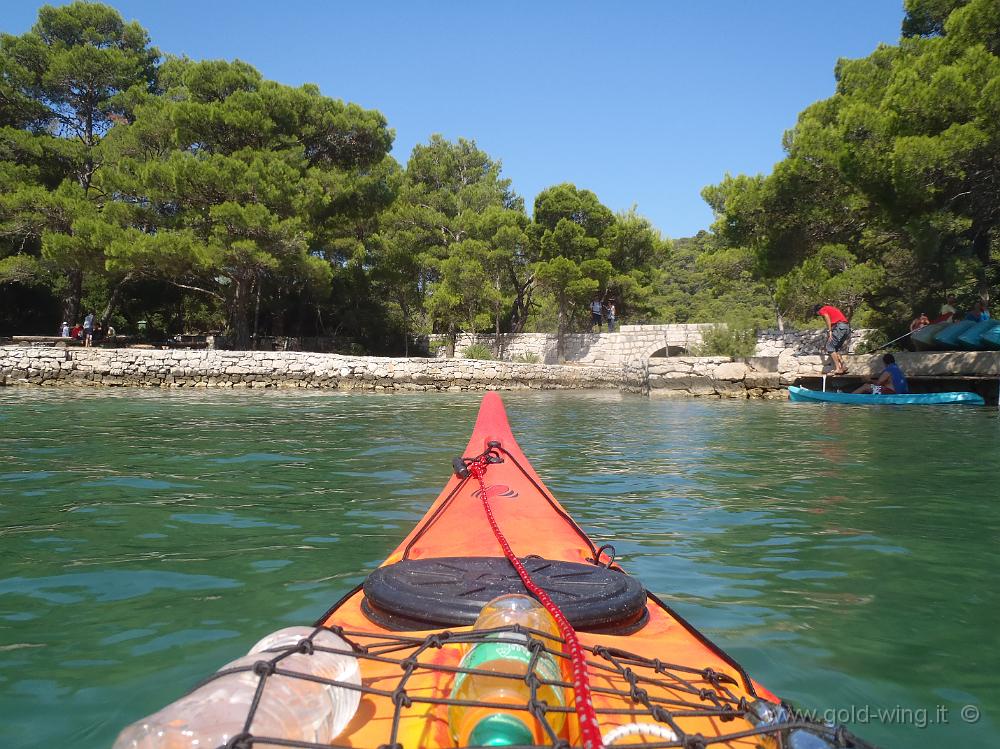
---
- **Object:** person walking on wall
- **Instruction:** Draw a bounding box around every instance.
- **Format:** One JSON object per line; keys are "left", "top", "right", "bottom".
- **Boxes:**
{"left": 814, "top": 303, "right": 851, "bottom": 376}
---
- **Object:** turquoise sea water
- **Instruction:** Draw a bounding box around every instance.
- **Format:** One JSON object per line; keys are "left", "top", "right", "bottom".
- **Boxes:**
{"left": 1, "top": 388, "right": 998, "bottom": 748}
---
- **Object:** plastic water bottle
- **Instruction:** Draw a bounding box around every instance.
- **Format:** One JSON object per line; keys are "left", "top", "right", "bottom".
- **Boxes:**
{"left": 112, "top": 627, "right": 361, "bottom": 749}
{"left": 449, "top": 594, "right": 567, "bottom": 746}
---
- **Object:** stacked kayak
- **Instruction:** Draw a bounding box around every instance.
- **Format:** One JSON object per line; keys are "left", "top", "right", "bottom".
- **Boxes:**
{"left": 931, "top": 320, "right": 976, "bottom": 349}
{"left": 789, "top": 385, "right": 984, "bottom": 406}
{"left": 983, "top": 324, "right": 1000, "bottom": 349}
{"left": 114, "top": 392, "right": 876, "bottom": 749}
{"left": 910, "top": 321, "right": 950, "bottom": 350}
{"left": 911, "top": 319, "right": 1000, "bottom": 350}
{"left": 957, "top": 319, "right": 1000, "bottom": 350}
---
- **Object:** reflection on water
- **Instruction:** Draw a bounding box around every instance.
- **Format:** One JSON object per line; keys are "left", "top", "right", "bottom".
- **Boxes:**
{"left": 1, "top": 388, "right": 998, "bottom": 747}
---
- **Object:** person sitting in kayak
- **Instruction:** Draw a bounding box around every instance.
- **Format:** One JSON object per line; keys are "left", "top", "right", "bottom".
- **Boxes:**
{"left": 853, "top": 353, "right": 909, "bottom": 395}
{"left": 813, "top": 303, "right": 850, "bottom": 375}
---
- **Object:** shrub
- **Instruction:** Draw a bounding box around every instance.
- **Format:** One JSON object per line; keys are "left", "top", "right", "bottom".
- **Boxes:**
{"left": 462, "top": 343, "right": 494, "bottom": 360}
{"left": 696, "top": 323, "right": 756, "bottom": 358}
{"left": 511, "top": 352, "right": 541, "bottom": 364}
{"left": 851, "top": 338, "right": 877, "bottom": 355}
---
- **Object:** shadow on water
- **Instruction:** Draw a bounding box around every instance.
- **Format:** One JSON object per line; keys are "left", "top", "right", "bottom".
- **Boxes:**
{"left": 0, "top": 388, "right": 998, "bottom": 747}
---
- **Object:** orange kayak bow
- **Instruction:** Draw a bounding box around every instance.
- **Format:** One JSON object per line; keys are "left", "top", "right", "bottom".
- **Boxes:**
{"left": 311, "top": 392, "right": 875, "bottom": 749}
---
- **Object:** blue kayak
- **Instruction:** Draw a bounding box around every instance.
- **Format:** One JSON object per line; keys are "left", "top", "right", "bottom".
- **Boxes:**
{"left": 910, "top": 321, "right": 949, "bottom": 350}
{"left": 982, "top": 325, "right": 1000, "bottom": 350}
{"left": 788, "top": 385, "right": 984, "bottom": 406}
{"left": 932, "top": 320, "right": 976, "bottom": 349}
{"left": 957, "top": 319, "right": 1000, "bottom": 349}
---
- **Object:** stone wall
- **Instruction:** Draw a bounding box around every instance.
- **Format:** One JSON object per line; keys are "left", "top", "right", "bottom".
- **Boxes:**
{"left": 433, "top": 325, "right": 715, "bottom": 366}
{"left": 754, "top": 328, "right": 874, "bottom": 357}
{"left": 647, "top": 357, "right": 787, "bottom": 399}
{"left": 0, "top": 346, "right": 644, "bottom": 392}
{"left": 5, "top": 345, "right": 996, "bottom": 398}
{"left": 432, "top": 325, "right": 877, "bottom": 366}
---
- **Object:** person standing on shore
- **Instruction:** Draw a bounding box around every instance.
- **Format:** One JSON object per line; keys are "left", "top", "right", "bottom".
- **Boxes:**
{"left": 814, "top": 303, "right": 851, "bottom": 376}
{"left": 589, "top": 297, "right": 603, "bottom": 332}
{"left": 937, "top": 295, "right": 958, "bottom": 322}
{"left": 964, "top": 300, "right": 990, "bottom": 322}
{"left": 909, "top": 313, "right": 930, "bottom": 332}
{"left": 605, "top": 300, "right": 616, "bottom": 332}
{"left": 83, "top": 312, "right": 95, "bottom": 347}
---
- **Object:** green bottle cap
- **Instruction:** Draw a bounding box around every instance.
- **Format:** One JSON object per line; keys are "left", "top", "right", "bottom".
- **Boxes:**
{"left": 468, "top": 713, "right": 534, "bottom": 746}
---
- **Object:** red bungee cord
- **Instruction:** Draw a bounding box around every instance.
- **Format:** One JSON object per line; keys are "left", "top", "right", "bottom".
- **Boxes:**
{"left": 467, "top": 454, "right": 604, "bottom": 749}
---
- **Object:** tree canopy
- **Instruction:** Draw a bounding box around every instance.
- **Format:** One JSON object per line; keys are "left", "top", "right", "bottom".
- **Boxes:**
{"left": 5, "top": 1, "right": 992, "bottom": 351}
{"left": 703, "top": 0, "right": 1000, "bottom": 334}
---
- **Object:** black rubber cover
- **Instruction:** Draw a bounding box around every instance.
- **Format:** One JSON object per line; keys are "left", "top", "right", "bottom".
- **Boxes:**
{"left": 361, "top": 556, "right": 648, "bottom": 634}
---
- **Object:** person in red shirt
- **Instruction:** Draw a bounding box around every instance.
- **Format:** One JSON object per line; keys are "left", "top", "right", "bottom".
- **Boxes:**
{"left": 813, "top": 303, "right": 851, "bottom": 375}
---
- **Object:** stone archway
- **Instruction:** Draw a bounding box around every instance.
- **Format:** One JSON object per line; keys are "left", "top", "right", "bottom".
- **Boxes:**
{"left": 636, "top": 339, "right": 672, "bottom": 363}
{"left": 648, "top": 345, "right": 689, "bottom": 358}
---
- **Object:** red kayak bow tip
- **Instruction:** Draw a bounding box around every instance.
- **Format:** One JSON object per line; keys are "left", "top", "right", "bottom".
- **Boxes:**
{"left": 466, "top": 390, "right": 518, "bottom": 456}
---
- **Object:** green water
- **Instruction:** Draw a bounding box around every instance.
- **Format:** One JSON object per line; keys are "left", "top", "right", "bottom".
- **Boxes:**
{"left": 1, "top": 389, "right": 998, "bottom": 748}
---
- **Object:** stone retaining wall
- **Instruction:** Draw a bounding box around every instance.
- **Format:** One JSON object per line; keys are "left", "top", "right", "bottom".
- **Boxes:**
{"left": 0, "top": 347, "right": 644, "bottom": 392}
{"left": 4, "top": 346, "right": 997, "bottom": 398}
{"left": 754, "top": 328, "right": 874, "bottom": 356}
{"left": 434, "top": 326, "right": 877, "bottom": 366}
{"left": 647, "top": 357, "right": 787, "bottom": 399}
{"left": 434, "top": 325, "right": 716, "bottom": 366}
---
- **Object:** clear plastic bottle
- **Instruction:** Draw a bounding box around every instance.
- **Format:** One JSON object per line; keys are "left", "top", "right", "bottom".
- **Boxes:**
{"left": 113, "top": 627, "right": 361, "bottom": 749}
{"left": 449, "top": 594, "right": 567, "bottom": 746}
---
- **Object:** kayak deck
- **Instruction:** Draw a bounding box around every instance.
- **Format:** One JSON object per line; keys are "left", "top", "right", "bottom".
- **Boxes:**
{"left": 298, "top": 392, "right": 874, "bottom": 748}
{"left": 112, "top": 393, "right": 879, "bottom": 748}
{"left": 292, "top": 621, "right": 774, "bottom": 748}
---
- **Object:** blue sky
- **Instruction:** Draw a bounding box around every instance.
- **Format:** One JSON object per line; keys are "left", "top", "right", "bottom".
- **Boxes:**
{"left": 6, "top": 1, "right": 905, "bottom": 238}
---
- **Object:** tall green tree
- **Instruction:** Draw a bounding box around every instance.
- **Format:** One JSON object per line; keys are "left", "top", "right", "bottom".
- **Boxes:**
{"left": 0, "top": 1, "right": 159, "bottom": 323}
{"left": 99, "top": 57, "right": 393, "bottom": 347}
{"left": 377, "top": 135, "right": 526, "bottom": 353}
{"left": 529, "top": 184, "right": 613, "bottom": 358}
{"left": 704, "top": 0, "right": 1000, "bottom": 331}
{"left": 603, "top": 208, "right": 669, "bottom": 323}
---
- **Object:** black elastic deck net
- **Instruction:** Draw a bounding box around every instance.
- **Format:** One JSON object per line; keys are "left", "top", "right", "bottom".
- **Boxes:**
{"left": 203, "top": 626, "right": 879, "bottom": 749}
